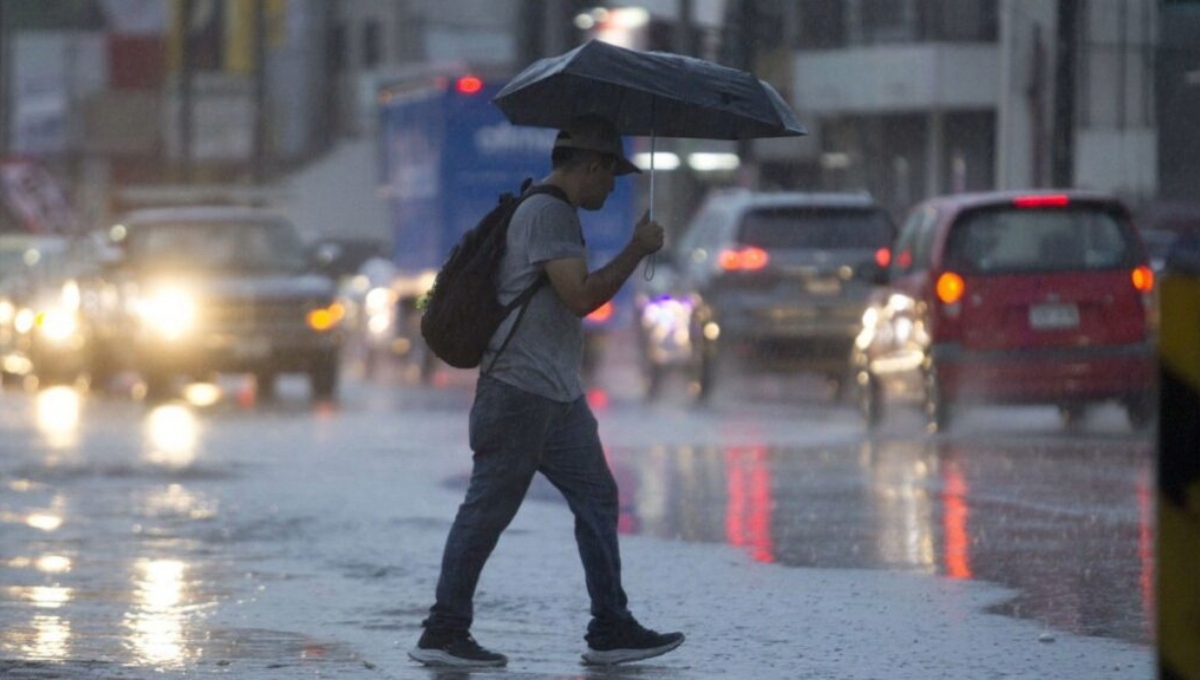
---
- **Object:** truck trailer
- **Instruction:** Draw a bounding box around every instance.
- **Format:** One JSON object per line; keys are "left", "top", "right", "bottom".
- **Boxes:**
{"left": 376, "top": 73, "right": 637, "bottom": 382}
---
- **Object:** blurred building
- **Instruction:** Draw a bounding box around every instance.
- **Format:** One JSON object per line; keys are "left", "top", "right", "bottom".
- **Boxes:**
{"left": 572, "top": 0, "right": 1176, "bottom": 222}
{"left": 0, "top": 1, "right": 1195, "bottom": 233}
{"left": 1157, "top": 0, "right": 1200, "bottom": 204}
{"left": 722, "top": 0, "right": 1163, "bottom": 219}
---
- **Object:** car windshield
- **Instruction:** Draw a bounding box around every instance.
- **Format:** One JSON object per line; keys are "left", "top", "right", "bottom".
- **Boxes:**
{"left": 126, "top": 220, "right": 308, "bottom": 272}
{"left": 945, "top": 207, "right": 1137, "bottom": 274}
{"left": 0, "top": 240, "right": 73, "bottom": 289}
{"left": 737, "top": 207, "right": 893, "bottom": 250}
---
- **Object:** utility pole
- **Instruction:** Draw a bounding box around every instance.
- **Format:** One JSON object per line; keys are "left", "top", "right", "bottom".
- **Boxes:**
{"left": 0, "top": 1, "right": 10, "bottom": 156}
{"left": 180, "top": 0, "right": 195, "bottom": 183}
{"left": 736, "top": 0, "right": 759, "bottom": 188}
{"left": 676, "top": 0, "right": 695, "bottom": 56}
{"left": 252, "top": 0, "right": 267, "bottom": 184}
{"left": 1051, "top": 0, "right": 1077, "bottom": 188}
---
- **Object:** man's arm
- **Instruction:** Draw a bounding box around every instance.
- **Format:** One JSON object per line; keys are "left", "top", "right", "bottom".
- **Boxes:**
{"left": 544, "top": 212, "right": 664, "bottom": 317}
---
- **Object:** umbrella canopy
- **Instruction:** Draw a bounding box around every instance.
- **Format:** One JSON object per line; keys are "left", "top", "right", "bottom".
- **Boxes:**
{"left": 493, "top": 40, "right": 806, "bottom": 140}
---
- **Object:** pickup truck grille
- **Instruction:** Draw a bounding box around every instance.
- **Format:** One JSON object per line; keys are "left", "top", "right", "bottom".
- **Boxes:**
{"left": 201, "top": 298, "right": 314, "bottom": 330}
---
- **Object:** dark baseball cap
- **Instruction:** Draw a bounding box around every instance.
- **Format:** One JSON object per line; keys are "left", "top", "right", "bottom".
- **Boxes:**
{"left": 554, "top": 116, "right": 641, "bottom": 175}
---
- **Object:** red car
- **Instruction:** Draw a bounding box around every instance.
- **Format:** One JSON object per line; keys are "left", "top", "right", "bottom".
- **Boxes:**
{"left": 853, "top": 190, "right": 1156, "bottom": 432}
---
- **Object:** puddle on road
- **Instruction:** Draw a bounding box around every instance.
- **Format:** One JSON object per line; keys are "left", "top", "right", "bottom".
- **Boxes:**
{"left": 513, "top": 435, "right": 1155, "bottom": 646}
{"left": 0, "top": 629, "right": 368, "bottom": 679}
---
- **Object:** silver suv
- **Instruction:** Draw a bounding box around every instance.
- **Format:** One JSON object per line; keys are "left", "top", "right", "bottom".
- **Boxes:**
{"left": 639, "top": 190, "right": 895, "bottom": 401}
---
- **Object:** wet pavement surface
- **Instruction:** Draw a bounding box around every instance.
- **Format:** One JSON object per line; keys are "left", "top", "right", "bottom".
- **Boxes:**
{"left": 0, "top": 363, "right": 1155, "bottom": 678}
{"left": 595, "top": 432, "right": 1153, "bottom": 644}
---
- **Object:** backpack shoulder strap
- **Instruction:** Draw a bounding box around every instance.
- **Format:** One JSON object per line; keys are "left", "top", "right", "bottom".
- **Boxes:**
{"left": 521, "top": 183, "right": 570, "bottom": 205}
{"left": 480, "top": 183, "right": 569, "bottom": 375}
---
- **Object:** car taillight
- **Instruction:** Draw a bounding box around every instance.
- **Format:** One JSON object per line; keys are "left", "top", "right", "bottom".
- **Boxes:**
{"left": 935, "top": 271, "right": 965, "bottom": 305}
{"left": 586, "top": 301, "right": 614, "bottom": 323}
{"left": 1013, "top": 194, "right": 1070, "bottom": 208}
{"left": 718, "top": 246, "right": 769, "bottom": 271}
{"left": 874, "top": 247, "right": 891, "bottom": 268}
{"left": 455, "top": 75, "right": 484, "bottom": 94}
{"left": 1131, "top": 265, "right": 1154, "bottom": 293}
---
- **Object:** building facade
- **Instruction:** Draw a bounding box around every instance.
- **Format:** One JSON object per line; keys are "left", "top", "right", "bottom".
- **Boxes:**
{"left": 0, "top": 1, "right": 1191, "bottom": 233}
{"left": 782, "top": 0, "right": 1158, "bottom": 218}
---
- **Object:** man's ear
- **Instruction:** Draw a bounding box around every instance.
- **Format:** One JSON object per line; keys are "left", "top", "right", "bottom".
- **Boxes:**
{"left": 588, "top": 155, "right": 614, "bottom": 175}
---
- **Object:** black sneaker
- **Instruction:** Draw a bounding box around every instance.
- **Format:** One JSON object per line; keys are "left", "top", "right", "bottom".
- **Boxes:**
{"left": 582, "top": 622, "right": 685, "bottom": 665}
{"left": 407, "top": 628, "right": 508, "bottom": 668}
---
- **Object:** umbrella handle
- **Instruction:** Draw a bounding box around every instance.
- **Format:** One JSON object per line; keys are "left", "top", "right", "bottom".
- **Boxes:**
{"left": 649, "top": 133, "right": 655, "bottom": 221}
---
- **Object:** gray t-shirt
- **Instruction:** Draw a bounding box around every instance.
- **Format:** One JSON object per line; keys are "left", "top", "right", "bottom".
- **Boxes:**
{"left": 482, "top": 191, "right": 586, "bottom": 402}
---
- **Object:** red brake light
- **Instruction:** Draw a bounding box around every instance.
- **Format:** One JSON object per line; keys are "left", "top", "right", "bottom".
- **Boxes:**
{"left": 1013, "top": 194, "right": 1070, "bottom": 208}
{"left": 587, "top": 301, "right": 614, "bottom": 323}
{"left": 718, "top": 246, "right": 769, "bottom": 271}
{"left": 874, "top": 247, "right": 892, "bottom": 268}
{"left": 1131, "top": 265, "right": 1154, "bottom": 293}
{"left": 936, "top": 271, "right": 965, "bottom": 305}
{"left": 456, "top": 76, "right": 484, "bottom": 95}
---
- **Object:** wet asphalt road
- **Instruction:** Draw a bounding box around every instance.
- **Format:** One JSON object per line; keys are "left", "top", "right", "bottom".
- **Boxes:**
{"left": 0, "top": 343, "right": 1154, "bottom": 677}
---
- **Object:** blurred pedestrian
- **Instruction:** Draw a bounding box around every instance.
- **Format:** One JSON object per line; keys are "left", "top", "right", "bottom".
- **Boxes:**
{"left": 409, "top": 116, "right": 684, "bottom": 668}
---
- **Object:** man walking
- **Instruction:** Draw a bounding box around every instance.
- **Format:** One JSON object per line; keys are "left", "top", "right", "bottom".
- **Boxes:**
{"left": 409, "top": 116, "right": 684, "bottom": 668}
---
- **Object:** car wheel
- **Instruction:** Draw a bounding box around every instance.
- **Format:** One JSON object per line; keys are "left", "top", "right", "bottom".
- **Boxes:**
{"left": 644, "top": 362, "right": 665, "bottom": 401}
{"left": 256, "top": 371, "right": 278, "bottom": 400}
{"left": 86, "top": 345, "right": 117, "bottom": 392}
{"left": 1058, "top": 403, "right": 1088, "bottom": 430}
{"left": 923, "top": 366, "right": 952, "bottom": 433}
{"left": 693, "top": 336, "right": 717, "bottom": 403}
{"left": 1124, "top": 394, "right": 1155, "bottom": 432}
{"left": 859, "top": 370, "right": 884, "bottom": 429}
{"left": 143, "top": 370, "right": 174, "bottom": 401}
{"left": 310, "top": 353, "right": 339, "bottom": 400}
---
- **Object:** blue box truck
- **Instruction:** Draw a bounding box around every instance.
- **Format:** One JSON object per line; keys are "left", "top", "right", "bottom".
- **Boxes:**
{"left": 376, "top": 73, "right": 636, "bottom": 382}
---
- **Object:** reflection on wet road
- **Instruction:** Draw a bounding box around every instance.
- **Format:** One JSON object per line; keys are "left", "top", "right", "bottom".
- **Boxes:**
{"left": 2, "top": 388, "right": 223, "bottom": 671}
{"left": 595, "top": 431, "right": 1154, "bottom": 645}
{"left": 0, "top": 381, "right": 372, "bottom": 676}
{"left": 0, "top": 374, "right": 1154, "bottom": 676}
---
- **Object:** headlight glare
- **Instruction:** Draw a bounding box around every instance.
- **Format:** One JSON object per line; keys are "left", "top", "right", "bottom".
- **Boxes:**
{"left": 139, "top": 288, "right": 197, "bottom": 339}
{"left": 37, "top": 308, "right": 78, "bottom": 343}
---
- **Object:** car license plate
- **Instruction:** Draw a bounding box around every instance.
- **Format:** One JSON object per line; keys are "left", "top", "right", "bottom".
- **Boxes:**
{"left": 1029, "top": 303, "right": 1079, "bottom": 330}
{"left": 805, "top": 278, "right": 841, "bottom": 296}
{"left": 233, "top": 336, "right": 271, "bottom": 359}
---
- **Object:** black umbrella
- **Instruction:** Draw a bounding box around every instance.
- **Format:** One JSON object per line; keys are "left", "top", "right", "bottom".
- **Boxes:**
{"left": 494, "top": 40, "right": 806, "bottom": 224}
{"left": 493, "top": 39, "right": 806, "bottom": 140}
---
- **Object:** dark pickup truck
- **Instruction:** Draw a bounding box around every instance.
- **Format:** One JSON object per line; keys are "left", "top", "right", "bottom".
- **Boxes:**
{"left": 87, "top": 206, "right": 345, "bottom": 400}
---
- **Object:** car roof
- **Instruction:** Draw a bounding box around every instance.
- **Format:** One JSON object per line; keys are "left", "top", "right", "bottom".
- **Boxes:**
{"left": 703, "top": 189, "right": 881, "bottom": 211}
{"left": 0, "top": 233, "right": 70, "bottom": 253}
{"left": 916, "top": 189, "right": 1126, "bottom": 214}
{"left": 113, "top": 205, "right": 287, "bottom": 226}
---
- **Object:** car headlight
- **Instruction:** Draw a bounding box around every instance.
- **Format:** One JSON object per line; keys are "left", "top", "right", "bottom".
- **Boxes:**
{"left": 36, "top": 307, "right": 78, "bottom": 343}
{"left": 137, "top": 287, "right": 197, "bottom": 339}
{"left": 14, "top": 308, "right": 35, "bottom": 334}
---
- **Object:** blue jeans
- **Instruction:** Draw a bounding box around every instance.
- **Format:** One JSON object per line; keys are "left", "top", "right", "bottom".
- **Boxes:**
{"left": 424, "top": 375, "right": 634, "bottom": 635}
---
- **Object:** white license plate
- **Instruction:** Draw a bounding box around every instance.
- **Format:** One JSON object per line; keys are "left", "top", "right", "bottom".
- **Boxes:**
{"left": 1029, "top": 303, "right": 1079, "bottom": 330}
{"left": 233, "top": 337, "right": 271, "bottom": 359}
{"left": 805, "top": 278, "right": 841, "bottom": 296}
